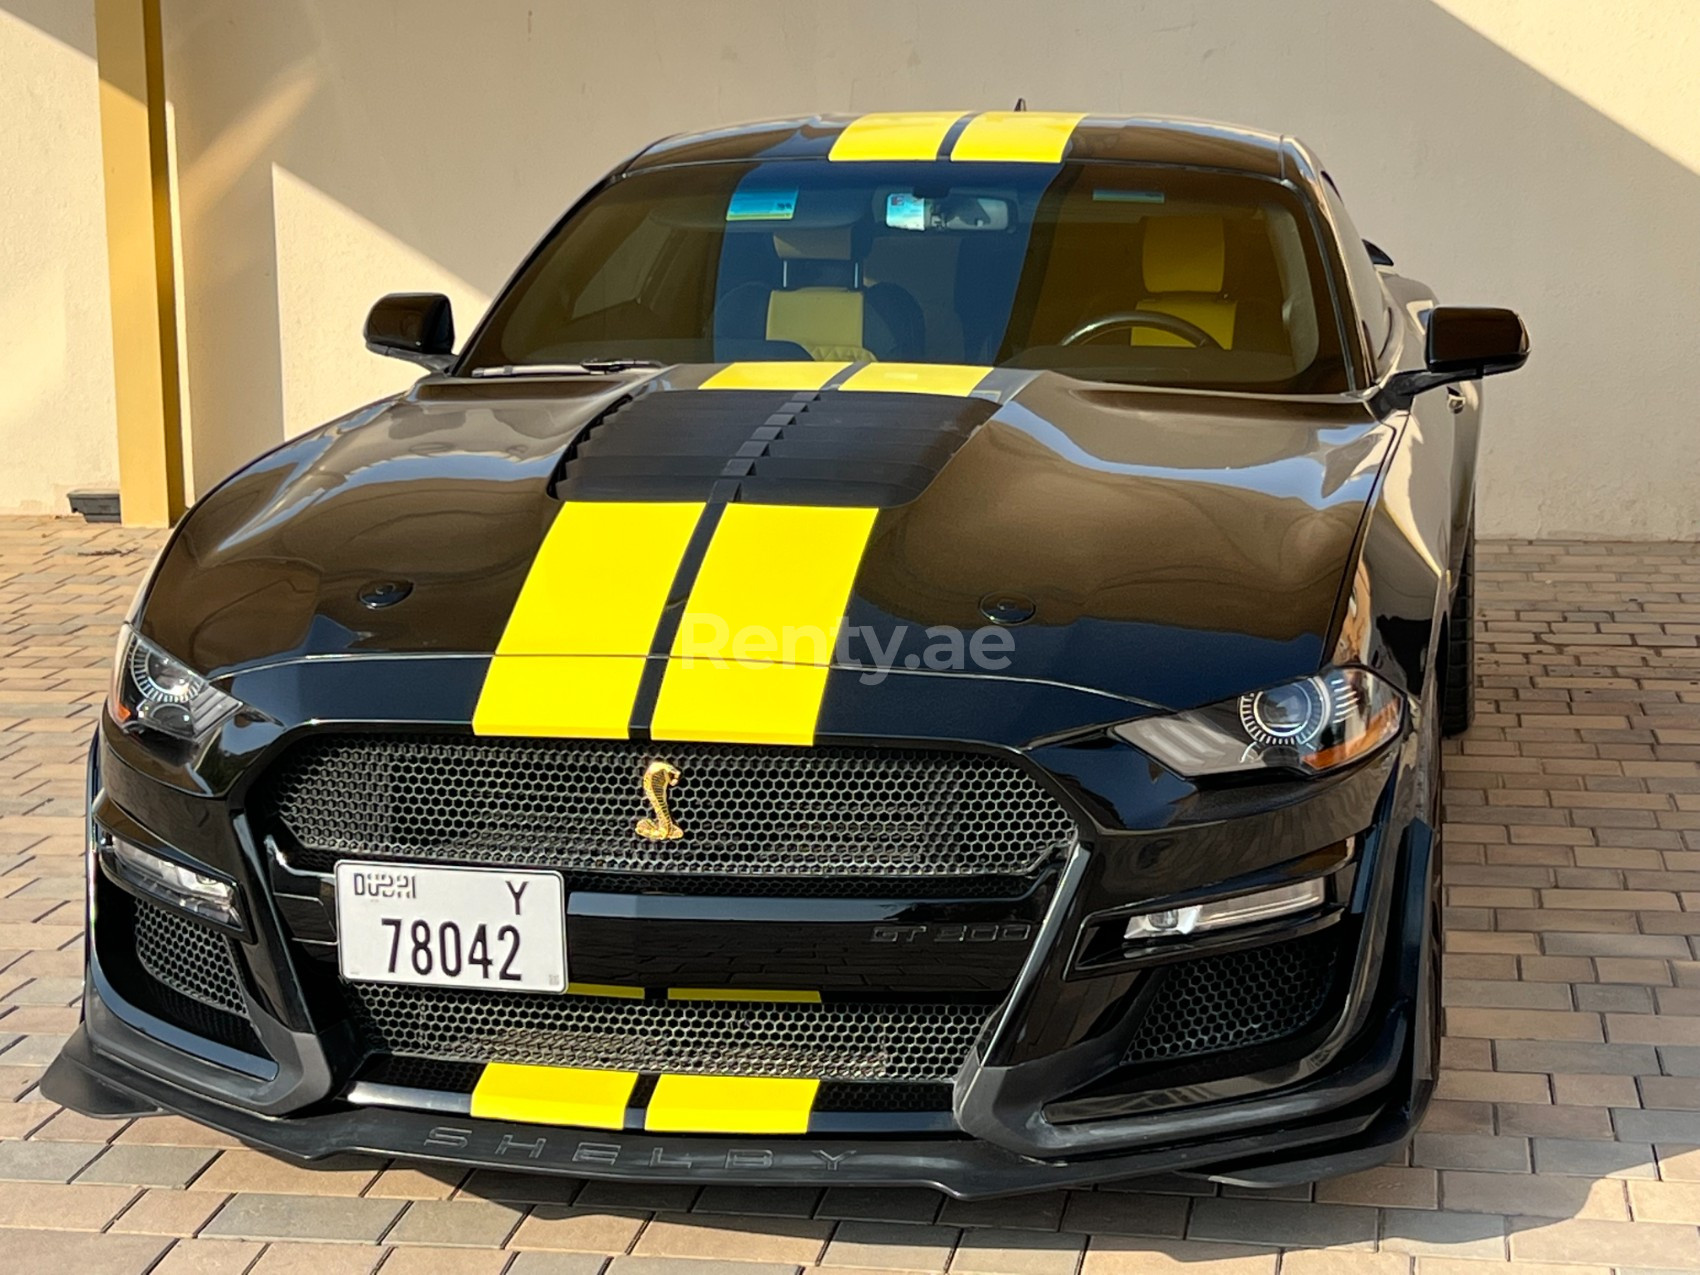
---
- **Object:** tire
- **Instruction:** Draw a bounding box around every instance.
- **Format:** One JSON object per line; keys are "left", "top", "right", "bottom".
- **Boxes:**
{"left": 1440, "top": 521, "right": 1475, "bottom": 737}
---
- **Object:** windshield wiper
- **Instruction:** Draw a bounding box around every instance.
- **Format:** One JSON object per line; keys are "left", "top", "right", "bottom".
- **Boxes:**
{"left": 469, "top": 359, "right": 665, "bottom": 378}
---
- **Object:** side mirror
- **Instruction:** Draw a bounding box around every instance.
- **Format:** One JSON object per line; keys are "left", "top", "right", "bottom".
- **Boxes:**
{"left": 365, "top": 293, "right": 455, "bottom": 372}
{"left": 1363, "top": 239, "right": 1394, "bottom": 267}
{"left": 1388, "top": 305, "right": 1528, "bottom": 397}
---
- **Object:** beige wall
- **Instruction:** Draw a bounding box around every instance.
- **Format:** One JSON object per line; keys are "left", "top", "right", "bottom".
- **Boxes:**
{"left": 0, "top": 1, "right": 119, "bottom": 514}
{"left": 5, "top": 1, "right": 1699, "bottom": 537}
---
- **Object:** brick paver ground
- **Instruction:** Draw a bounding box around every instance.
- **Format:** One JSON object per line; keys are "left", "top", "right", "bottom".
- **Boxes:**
{"left": 3, "top": 514, "right": 1700, "bottom": 1273}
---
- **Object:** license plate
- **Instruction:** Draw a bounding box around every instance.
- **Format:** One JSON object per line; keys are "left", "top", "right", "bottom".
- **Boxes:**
{"left": 334, "top": 862, "right": 566, "bottom": 992}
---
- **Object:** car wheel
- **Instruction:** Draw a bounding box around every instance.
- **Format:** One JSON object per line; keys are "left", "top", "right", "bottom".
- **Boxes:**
{"left": 1440, "top": 520, "right": 1475, "bottom": 737}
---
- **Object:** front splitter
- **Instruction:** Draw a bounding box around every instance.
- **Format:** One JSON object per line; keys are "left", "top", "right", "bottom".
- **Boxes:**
{"left": 45, "top": 1021, "right": 1409, "bottom": 1198}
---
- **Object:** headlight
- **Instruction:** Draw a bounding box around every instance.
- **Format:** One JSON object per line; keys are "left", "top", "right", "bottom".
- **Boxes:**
{"left": 1124, "top": 878, "right": 1327, "bottom": 940}
{"left": 1114, "top": 666, "right": 1403, "bottom": 777}
{"left": 99, "top": 832, "right": 244, "bottom": 930}
{"left": 109, "top": 624, "right": 242, "bottom": 742}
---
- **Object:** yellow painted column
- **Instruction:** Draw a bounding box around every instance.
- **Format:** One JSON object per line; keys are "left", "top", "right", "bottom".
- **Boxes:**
{"left": 93, "top": 0, "right": 185, "bottom": 526}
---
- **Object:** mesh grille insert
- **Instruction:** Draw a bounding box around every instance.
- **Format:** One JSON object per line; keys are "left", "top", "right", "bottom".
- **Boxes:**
{"left": 262, "top": 735, "right": 1075, "bottom": 879}
{"left": 345, "top": 984, "right": 989, "bottom": 1083}
{"left": 134, "top": 898, "right": 248, "bottom": 1018}
{"left": 1123, "top": 930, "right": 1339, "bottom": 1065}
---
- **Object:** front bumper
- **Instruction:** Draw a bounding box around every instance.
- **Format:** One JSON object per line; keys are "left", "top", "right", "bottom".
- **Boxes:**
{"left": 48, "top": 714, "right": 1440, "bottom": 1197}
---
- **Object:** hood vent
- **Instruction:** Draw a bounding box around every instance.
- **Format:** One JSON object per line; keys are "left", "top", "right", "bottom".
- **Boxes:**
{"left": 555, "top": 388, "right": 998, "bottom": 508}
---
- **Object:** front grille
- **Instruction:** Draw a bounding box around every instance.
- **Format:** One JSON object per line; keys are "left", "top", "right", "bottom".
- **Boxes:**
{"left": 135, "top": 898, "right": 247, "bottom": 1018}
{"left": 346, "top": 984, "right": 990, "bottom": 1083}
{"left": 1123, "top": 930, "right": 1340, "bottom": 1065}
{"left": 262, "top": 735, "right": 1075, "bottom": 879}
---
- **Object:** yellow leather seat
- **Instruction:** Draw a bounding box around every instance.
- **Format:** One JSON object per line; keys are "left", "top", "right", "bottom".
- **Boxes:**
{"left": 1132, "top": 218, "right": 1237, "bottom": 349}
{"left": 766, "top": 287, "right": 875, "bottom": 362}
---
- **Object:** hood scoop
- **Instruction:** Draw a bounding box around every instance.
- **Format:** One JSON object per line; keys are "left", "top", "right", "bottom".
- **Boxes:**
{"left": 555, "top": 387, "right": 999, "bottom": 507}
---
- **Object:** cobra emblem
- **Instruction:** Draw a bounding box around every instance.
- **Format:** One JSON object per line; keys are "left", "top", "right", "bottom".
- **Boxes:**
{"left": 635, "top": 759, "right": 684, "bottom": 841}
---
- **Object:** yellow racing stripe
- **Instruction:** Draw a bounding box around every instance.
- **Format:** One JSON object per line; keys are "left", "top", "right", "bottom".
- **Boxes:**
{"left": 950, "top": 111, "right": 1085, "bottom": 163}
{"left": 699, "top": 361, "right": 848, "bottom": 391}
{"left": 473, "top": 502, "right": 704, "bottom": 738}
{"left": 470, "top": 1063, "right": 638, "bottom": 1129}
{"left": 644, "top": 1075, "right": 820, "bottom": 1135}
{"left": 838, "top": 363, "right": 991, "bottom": 397}
{"left": 568, "top": 982, "right": 645, "bottom": 999}
{"left": 667, "top": 988, "right": 823, "bottom": 1003}
{"left": 651, "top": 503, "right": 878, "bottom": 745}
{"left": 829, "top": 111, "right": 965, "bottom": 161}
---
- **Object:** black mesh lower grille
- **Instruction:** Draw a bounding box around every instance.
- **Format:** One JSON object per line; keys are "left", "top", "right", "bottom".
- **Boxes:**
{"left": 344, "top": 984, "right": 989, "bottom": 1083}
{"left": 1123, "top": 930, "right": 1340, "bottom": 1065}
{"left": 260, "top": 735, "right": 1075, "bottom": 879}
{"left": 134, "top": 899, "right": 248, "bottom": 1018}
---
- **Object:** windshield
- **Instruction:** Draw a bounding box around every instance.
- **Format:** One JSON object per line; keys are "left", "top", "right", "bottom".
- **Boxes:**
{"left": 462, "top": 159, "right": 1351, "bottom": 393}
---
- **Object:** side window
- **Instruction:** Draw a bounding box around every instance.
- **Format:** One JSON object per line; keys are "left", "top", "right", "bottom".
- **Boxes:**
{"left": 1319, "top": 173, "right": 1393, "bottom": 366}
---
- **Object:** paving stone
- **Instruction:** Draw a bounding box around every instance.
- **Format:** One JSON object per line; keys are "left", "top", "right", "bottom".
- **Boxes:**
{"left": 949, "top": 1228, "right": 1087, "bottom": 1275}
{"left": 1508, "top": 1215, "right": 1700, "bottom": 1268}
{"left": 1058, "top": 1190, "right": 1190, "bottom": 1237}
{"left": 77, "top": 1143, "right": 218, "bottom": 1188}
{"left": 0, "top": 1227, "right": 168, "bottom": 1273}
{"left": 189, "top": 1149, "right": 382, "bottom": 1196}
{"left": 822, "top": 1220, "right": 960, "bottom": 1271}
{"left": 246, "top": 1242, "right": 385, "bottom": 1273}
{"left": 1411, "top": 1132, "right": 1531, "bottom": 1172}
{"left": 694, "top": 1186, "right": 820, "bottom": 1219}
{"left": 199, "top": 1192, "right": 403, "bottom": 1244}
{"left": 816, "top": 1187, "right": 943, "bottom": 1224}
{"left": 379, "top": 1248, "right": 513, "bottom": 1275}
{"left": 635, "top": 1213, "right": 833, "bottom": 1265}
{"left": 506, "top": 1255, "right": 613, "bottom": 1275}
{"left": 384, "top": 1198, "right": 525, "bottom": 1248}
{"left": 940, "top": 1191, "right": 1068, "bottom": 1231}
{"left": 0, "top": 1136, "right": 105, "bottom": 1181}
{"left": 459, "top": 1168, "right": 580, "bottom": 1205}
{"left": 1379, "top": 1210, "right": 1507, "bottom": 1260}
{"left": 1438, "top": 1169, "right": 1628, "bottom": 1219}
{"left": 150, "top": 1239, "right": 266, "bottom": 1274}
{"left": 1312, "top": 1165, "right": 1438, "bottom": 1209}
{"left": 1531, "top": 1136, "right": 1660, "bottom": 1177}
{"left": 1081, "top": 1235, "right": 1278, "bottom": 1273}
{"left": 607, "top": 1260, "right": 797, "bottom": 1275}
{"left": 0, "top": 1180, "right": 140, "bottom": 1230}
{"left": 1185, "top": 1198, "right": 1376, "bottom": 1250}
{"left": 509, "top": 1206, "right": 648, "bottom": 1253}
{"left": 109, "top": 1187, "right": 228, "bottom": 1235}
{"left": 575, "top": 1180, "right": 699, "bottom": 1212}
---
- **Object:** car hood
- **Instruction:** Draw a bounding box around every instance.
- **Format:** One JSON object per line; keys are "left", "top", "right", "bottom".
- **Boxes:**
{"left": 143, "top": 366, "right": 1391, "bottom": 714}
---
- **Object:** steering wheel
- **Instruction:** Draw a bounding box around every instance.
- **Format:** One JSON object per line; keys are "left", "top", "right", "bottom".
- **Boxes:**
{"left": 1059, "top": 310, "right": 1222, "bottom": 350}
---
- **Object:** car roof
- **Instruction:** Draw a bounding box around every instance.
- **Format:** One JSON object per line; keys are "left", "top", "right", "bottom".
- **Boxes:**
{"left": 622, "top": 112, "right": 1293, "bottom": 179}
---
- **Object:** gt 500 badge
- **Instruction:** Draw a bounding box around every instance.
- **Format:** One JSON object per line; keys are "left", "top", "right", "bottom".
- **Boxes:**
{"left": 871, "top": 923, "right": 1033, "bottom": 944}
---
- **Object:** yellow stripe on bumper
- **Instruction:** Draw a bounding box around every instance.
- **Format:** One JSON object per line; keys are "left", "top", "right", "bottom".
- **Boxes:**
{"left": 652, "top": 503, "right": 877, "bottom": 745}
{"left": 950, "top": 111, "right": 1084, "bottom": 163}
{"left": 829, "top": 111, "right": 965, "bottom": 161}
{"left": 838, "top": 363, "right": 991, "bottom": 397}
{"left": 700, "top": 361, "right": 848, "bottom": 391}
{"left": 473, "top": 501, "right": 704, "bottom": 738}
{"left": 470, "top": 1063, "right": 638, "bottom": 1129}
{"left": 644, "top": 1074, "right": 820, "bottom": 1135}
{"left": 667, "top": 988, "right": 822, "bottom": 1003}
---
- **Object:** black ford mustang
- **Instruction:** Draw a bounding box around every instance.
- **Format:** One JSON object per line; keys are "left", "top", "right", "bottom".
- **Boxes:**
{"left": 48, "top": 112, "right": 1528, "bottom": 1196}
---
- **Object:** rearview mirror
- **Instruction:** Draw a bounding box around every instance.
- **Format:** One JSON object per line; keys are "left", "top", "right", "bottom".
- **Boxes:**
{"left": 365, "top": 293, "right": 455, "bottom": 372}
{"left": 1387, "top": 305, "right": 1528, "bottom": 397}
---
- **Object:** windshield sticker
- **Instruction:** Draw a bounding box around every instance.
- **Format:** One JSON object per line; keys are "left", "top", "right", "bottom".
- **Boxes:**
{"left": 1092, "top": 189, "right": 1165, "bottom": 203}
{"left": 885, "top": 192, "right": 927, "bottom": 231}
{"left": 726, "top": 188, "right": 798, "bottom": 221}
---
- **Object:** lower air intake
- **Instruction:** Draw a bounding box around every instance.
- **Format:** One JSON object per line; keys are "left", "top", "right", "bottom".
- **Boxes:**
{"left": 345, "top": 984, "right": 990, "bottom": 1083}
{"left": 1123, "top": 930, "right": 1340, "bottom": 1065}
{"left": 135, "top": 898, "right": 248, "bottom": 1018}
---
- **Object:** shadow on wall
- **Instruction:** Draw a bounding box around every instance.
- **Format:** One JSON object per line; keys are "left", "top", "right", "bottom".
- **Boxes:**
{"left": 17, "top": 0, "right": 1700, "bottom": 536}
